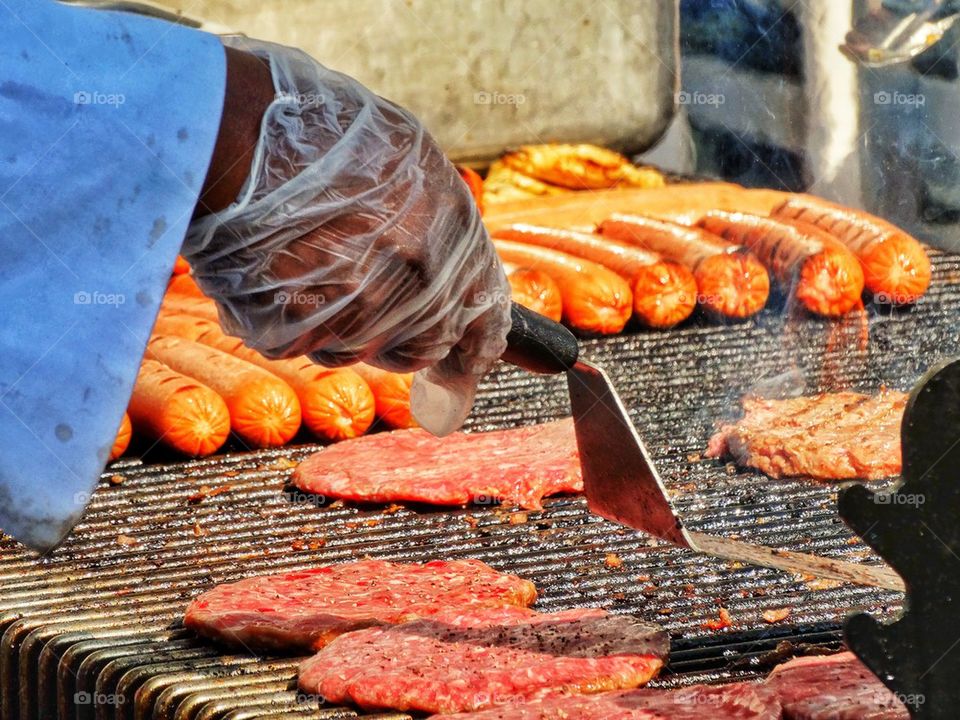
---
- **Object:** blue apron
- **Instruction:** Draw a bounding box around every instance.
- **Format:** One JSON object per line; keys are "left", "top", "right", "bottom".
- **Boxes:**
{"left": 0, "top": 0, "right": 226, "bottom": 550}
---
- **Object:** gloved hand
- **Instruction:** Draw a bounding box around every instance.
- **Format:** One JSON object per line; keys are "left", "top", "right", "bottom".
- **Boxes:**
{"left": 183, "top": 37, "right": 511, "bottom": 436}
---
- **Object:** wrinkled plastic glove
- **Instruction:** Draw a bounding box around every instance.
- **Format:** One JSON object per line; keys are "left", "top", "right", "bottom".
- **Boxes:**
{"left": 183, "top": 38, "right": 511, "bottom": 436}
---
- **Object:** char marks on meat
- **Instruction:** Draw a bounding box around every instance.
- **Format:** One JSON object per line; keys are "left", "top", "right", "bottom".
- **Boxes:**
{"left": 297, "top": 606, "right": 668, "bottom": 715}
{"left": 768, "top": 652, "right": 910, "bottom": 719}
{"left": 432, "top": 682, "right": 780, "bottom": 719}
{"left": 706, "top": 391, "right": 907, "bottom": 480}
{"left": 184, "top": 559, "right": 536, "bottom": 653}
{"left": 292, "top": 418, "right": 581, "bottom": 509}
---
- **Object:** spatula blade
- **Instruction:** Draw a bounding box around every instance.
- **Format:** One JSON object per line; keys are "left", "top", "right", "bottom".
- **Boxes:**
{"left": 567, "top": 360, "right": 691, "bottom": 547}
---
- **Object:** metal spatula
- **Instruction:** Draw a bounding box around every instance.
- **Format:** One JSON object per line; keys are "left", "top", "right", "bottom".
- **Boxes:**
{"left": 502, "top": 305, "right": 904, "bottom": 592}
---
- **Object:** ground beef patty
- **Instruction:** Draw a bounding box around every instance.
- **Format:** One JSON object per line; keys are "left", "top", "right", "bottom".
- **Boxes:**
{"left": 292, "top": 418, "right": 581, "bottom": 509}
{"left": 297, "top": 606, "right": 668, "bottom": 715}
{"left": 706, "top": 391, "right": 907, "bottom": 480}
{"left": 767, "top": 652, "right": 910, "bottom": 719}
{"left": 184, "top": 559, "right": 537, "bottom": 653}
{"left": 433, "top": 681, "right": 780, "bottom": 719}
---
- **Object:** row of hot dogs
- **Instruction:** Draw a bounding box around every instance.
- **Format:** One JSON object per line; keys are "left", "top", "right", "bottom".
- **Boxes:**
{"left": 108, "top": 173, "right": 933, "bottom": 460}
{"left": 108, "top": 271, "right": 417, "bottom": 461}
{"left": 489, "top": 193, "right": 933, "bottom": 335}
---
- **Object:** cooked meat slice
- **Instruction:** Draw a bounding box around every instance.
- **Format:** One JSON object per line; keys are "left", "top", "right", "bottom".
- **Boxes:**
{"left": 292, "top": 418, "right": 581, "bottom": 509}
{"left": 768, "top": 652, "right": 910, "bottom": 719}
{"left": 297, "top": 606, "right": 668, "bottom": 715}
{"left": 432, "top": 682, "right": 780, "bottom": 719}
{"left": 184, "top": 559, "right": 536, "bottom": 653}
{"left": 706, "top": 391, "right": 907, "bottom": 480}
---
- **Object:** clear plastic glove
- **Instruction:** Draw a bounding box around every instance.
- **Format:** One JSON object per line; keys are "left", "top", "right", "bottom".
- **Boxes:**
{"left": 183, "top": 38, "right": 511, "bottom": 436}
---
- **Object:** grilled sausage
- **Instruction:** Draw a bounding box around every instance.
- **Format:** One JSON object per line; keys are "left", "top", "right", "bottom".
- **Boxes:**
{"left": 598, "top": 214, "right": 770, "bottom": 319}
{"left": 493, "top": 239, "right": 633, "bottom": 334}
{"left": 494, "top": 224, "right": 696, "bottom": 328}
{"left": 772, "top": 195, "right": 931, "bottom": 304}
{"left": 698, "top": 211, "right": 865, "bottom": 317}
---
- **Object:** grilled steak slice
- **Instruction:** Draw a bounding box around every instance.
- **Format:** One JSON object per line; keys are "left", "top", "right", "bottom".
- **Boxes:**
{"left": 706, "top": 391, "right": 907, "bottom": 480}
{"left": 768, "top": 652, "right": 910, "bottom": 719}
{"left": 297, "top": 606, "right": 668, "bottom": 715}
{"left": 184, "top": 559, "right": 536, "bottom": 653}
{"left": 292, "top": 418, "right": 581, "bottom": 509}
{"left": 433, "top": 682, "right": 780, "bottom": 719}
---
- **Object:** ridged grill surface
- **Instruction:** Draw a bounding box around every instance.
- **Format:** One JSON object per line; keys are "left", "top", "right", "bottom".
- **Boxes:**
{"left": 2, "top": 254, "right": 958, "bottom": 719}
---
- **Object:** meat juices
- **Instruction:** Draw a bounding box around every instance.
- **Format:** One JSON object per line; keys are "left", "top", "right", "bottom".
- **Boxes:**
{"left": 297, "top": 606, "right": 669, "bottom": 715}
{"left": 184, "top": 559, "right": 537, "bottom": 653}
{"left": 292, "top": 418, "right": 582, "bottom": 509}
{"left": 707, "top": 391, "right": 907, "bottom": 480}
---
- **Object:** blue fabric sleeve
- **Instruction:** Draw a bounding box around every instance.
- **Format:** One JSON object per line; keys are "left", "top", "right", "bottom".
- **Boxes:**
{"left": 0, "top": 0, "right": 226, "bottom": 550}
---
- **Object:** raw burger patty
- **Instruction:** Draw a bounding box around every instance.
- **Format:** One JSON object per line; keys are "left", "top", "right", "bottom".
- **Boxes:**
{"left": 434, "top": 682, "right": 780, "bottom": 719}
{"left": 184, "top": 559, "right": 536, "bottom": 653}
{"left": 768, "top": 652, "right": 910, "bottom": 719}
{"left": 706, "top": 391, "right": 907, "bottom": 480}
{"left": 298, "top": 606, "right": 668, "bottom": 715}
{"left": 292, "top": 418, "right": 581, "bottom": 509}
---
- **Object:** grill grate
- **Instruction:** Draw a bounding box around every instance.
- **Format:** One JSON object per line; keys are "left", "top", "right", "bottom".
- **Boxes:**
{"left": 2, "top": 254, "right": 958, "bottom": 719}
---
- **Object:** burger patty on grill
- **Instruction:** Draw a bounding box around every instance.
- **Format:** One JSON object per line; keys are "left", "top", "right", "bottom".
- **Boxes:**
{"left": 706, "top": 391, "right": 907, "bottom": 480}
{"left": 184, "top": 559, "right": 537, "bottom": 653}
{"left": 297, "top": 606, "right": 668, "bottom": 715}
{"left": 292, "top": 418, "right": 582, "bottom": 509}
{"left": 432, "top": 651, "right": 906, "bottom": 719}
{"left": 434, "top": 681, "right": 780, "bottom": 719}
{"left": 767, "top": 652, "right": 910, "bottom": 719}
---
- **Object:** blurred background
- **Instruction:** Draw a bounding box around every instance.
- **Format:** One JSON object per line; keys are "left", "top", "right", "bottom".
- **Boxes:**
{"left": 80, "top": 0, "right": 960, "bottom": 250}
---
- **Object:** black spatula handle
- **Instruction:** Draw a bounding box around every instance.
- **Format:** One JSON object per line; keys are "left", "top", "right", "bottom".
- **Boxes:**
{"left": 501, "top": 303, "right": 579, "bottom": 374}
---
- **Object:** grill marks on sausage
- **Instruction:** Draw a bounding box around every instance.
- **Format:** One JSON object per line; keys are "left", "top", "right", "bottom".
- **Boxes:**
{"left": 292, "top": 418, "right": 582, "bottom": 509}
{"left": 297, "top": 606, "right": 668, "bottom": 715}
{"left": 706, "top": 391, "right": 907, "bottom": 480}
{"left": 183, "top": 559, "right": 537, "bottom": 653}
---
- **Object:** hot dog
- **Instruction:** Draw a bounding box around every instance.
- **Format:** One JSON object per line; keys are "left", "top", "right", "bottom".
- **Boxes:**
{"left": 598, "top": 214, "right": 770, "bottom": 319}
{"left": 352, "top": 363, "right": 417, "bottom": 429}
{"left": 128, "top": 358, "right": 231, "bottom": 456}
{"left": 698, "top": 211, "right": 865, "bottom": 317}
{"left": 493, "top": 239, "right": 633, "bottom": 334}
{"left": 152, "top": 314, "right": 374, "bottom": 441}
{"left": 148, "top": 336, "right": 301, "bottom": 448}
{"left": 109, "top": 412, "right": 132, "bottom": 461}
{"left": 494, "top": 224, "right": 696, "bottom": 328}
{"left": 504, "top": 264, "right": 563, "bottom": 322}
{"left": 772, "top": 195, "right": 931, "bottom": 304}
